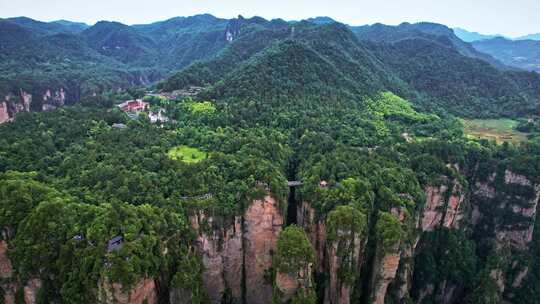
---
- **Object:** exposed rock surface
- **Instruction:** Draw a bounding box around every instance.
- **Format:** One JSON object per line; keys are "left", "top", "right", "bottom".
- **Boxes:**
{"left": 297, "top": 201, "right": 326, "bottom": 272}
{"left": 189, "top": 211, "right": 243, "bottom": 302}
{"left": 0, "top": 241, "right": 13, "bottom": 279}
{"left": 275, "top": 264, "right": 313, "bottom": 303}
{"left": 0, "top": 240, "right": 17, "bottom": 304}
{"left": 244, "top": 195, "right": 283, "bottom": 304}
{"left": 42, "top": 88, "right": 66, "bottom": 111}
{"left": 1, "top": 88, "right": 68, "bottom": 123}
{"left": 0, "top": 101, "right": 10, "bottom": 123}
{"left": 371, "top": 250, "right": 401, "bottom": 304}
{"left": 421, "top": 181, "right": 465, "bottom": 231}
{"left": 371, "top": 207, "right": 411, "bottom": 304}
{"left": 325, "top": 229, "right": 364, "bottom": 304}
{"left": 23, "top": 278, "right": 43, "bottom": 304}
{"left": 189, "top": 194, "right": 283, "bottom": 304}
{"left": 475, "top": 170, "right": 540, "bottom": 251}
{"left": 99, "top": 277, "right": 157, "bottom": 304}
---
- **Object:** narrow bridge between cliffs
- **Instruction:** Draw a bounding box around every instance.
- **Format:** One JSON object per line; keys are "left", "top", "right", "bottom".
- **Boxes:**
{"left": 287, "top": 181, "right": 303, "bottom": 187}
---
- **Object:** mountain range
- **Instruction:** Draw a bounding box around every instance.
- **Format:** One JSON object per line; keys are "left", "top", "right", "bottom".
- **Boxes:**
{"left": 1, "top": 14, "right": 540, "bottom": 119}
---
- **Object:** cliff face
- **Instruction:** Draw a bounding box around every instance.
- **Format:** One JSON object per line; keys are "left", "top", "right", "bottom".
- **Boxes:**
{"left": 1, "top": 88, "right": 67, "bottom": 123}
{"left": 410, "top": 168, "right": 540, "bottom": 303}
{"left": 473, "top": 170, "right": 539, "bottom": 251}
{"left": 297, "top": 201, "right": 370, "bottom": 304}
{"left": 422, "top": 180, "right": 466, "bottom": 232}
{"left": 297, "top": 201, "right": 326, "bottom": 273}
{"left": 471, "top": 169, "right": 540, "bottom": 299}
{"left": 274, "top": 263, "right": 313, "bottom": 303}
{"left": 189, "top": 194, "right": 284, "bottom": 304}
{"left": 325, "top": 227, "right": 364, "bottom": 304}
{"left": 99, "top": 277, "right": 157, "bottom": 304}
{"left": 371, "top": 250, "right": 401, "bottom": 304}
{"left": 1, "top": 240, "right": 17, "bottom": 304}
{"left": 0, "top": 102, "right": 10, "bottom": 124}
{"left": 23, "top": 279, "right": 43, "bottom": 304}
{"left": 1, "top": 241, "right": 44, "bottom": 304}
{"left": 189, "top": 211, "right": 243, "bottom": 302}
{"left": 244, "top": 195, "right": 284, "bottom": 304}
{"left": 370, "top": 207, "right": 411, "bottom": 304}
{"left": 0, "top": 241, "right": 13, "bottom": 279}
{"left": 41, "top": 88, "right": 67, "bottom": 111}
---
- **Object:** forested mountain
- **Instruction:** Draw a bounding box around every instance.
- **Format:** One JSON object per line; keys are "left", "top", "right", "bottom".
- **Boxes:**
{"left": 163, "top": 20, "right": 540, "bottom": 117}
{"left": 2, "top": 12, "right": 540, "bottom": 304}
{"left": 3, "top": 14, "right": 540, "bottom": 120}
{"left": 5, "top": 16, "right": 89, "bottom": 35}
{"left": 472, "top": 37, "right": 540, "bottom": 72}
{"left": 0, "top": 14, "right": 294, "bottom": 121}
{"left": 364, "top": 38, "right": 540, "bottom": 117}
{"left": 351, "top": 22, "right": 504, "bottom": 67}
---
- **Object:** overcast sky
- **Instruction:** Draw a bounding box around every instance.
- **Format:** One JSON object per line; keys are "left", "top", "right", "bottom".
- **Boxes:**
{"left": 1, "top": 0, "right": 538, "bottom": 37}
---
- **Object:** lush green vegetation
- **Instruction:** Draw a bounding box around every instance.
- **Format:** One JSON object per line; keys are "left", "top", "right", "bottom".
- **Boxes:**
{"left": 274, "top": 225, "right": 315, "bottom": 274}
{"left": 167, "top": 145, "right": 208, "bottom": 163}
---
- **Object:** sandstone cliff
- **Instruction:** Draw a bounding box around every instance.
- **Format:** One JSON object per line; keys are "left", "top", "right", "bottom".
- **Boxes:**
{"left": 421, "top": 180, "right": 466, "bottom": 232}
{"left": 1, "top": 88, "right": 67, "bottom": 123}
{"left": 99, "top": 277, "right": 157, "bottom": 304}
{"left": 189, "top": 194, "right": 283, "bottom": 304}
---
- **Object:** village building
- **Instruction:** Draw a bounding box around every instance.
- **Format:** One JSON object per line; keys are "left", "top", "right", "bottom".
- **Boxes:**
{"left": 117, "top": 99, "right": 149, "bottom": 113}
{"left": 148, "top": 109, "right": 169, "bottom": 124}
{"left": 107, "top": 236, "right": 124, "bottom": 253}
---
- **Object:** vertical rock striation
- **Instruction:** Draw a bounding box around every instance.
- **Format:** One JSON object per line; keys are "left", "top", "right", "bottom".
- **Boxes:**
{"left": 189, "top": 194, "right": 284, "bottom": 304}
{"left": 421, "top": 180, "right": 466, "bottom": 232}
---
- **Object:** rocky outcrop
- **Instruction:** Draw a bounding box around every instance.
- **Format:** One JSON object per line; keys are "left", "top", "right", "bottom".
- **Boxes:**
{"left": 0, "top": 241, "right": 13, "bottom": 279}
{"left": 297, "top": 201, "right": 326, "bottom": 273}
{"left": 189, "top": 194, "right": 284, "bottom": 304}
{"left": 0, "top": 101, "right": 10, "bottom": 123}
{"left": 244, "top": 195, "right": 284, "bottom": 304}
{"left": 1, "top": 88, "right": 68, "bottom": 124}
{"left": 371, "top": 250, "right": 401, "bottom": 304}
{"left": 0, "top": 240, "right": 17, "bottom": 304}
{"left": 23, "top": 278, "right": 43, "bottom": 304}
{"left": 475, "top": 170, "right": 540, "bottom": 251}
{"left": 371, "top": 208, "right": 411, "bottom": 304}
{"left": 325, "top": 228, "right": 364, "bottom": 304}
{"left": 99, "top": 277, "right": 157, "bottom": 304}
{"left": 0, "top": 92, "right": 30, "bottom": 124}
{"left": 469, "top": 169, "right": 540, "bottom": 301}
{"left": 42, "top": 88, "right": 66, "bottom": 111}
{"left": 275, "top": 264, "right": 313, "bottom": 303}
{"left": 224, "top": 15, "right": 245, "bottom": 42}
{"left": 421, "top": 180, "right": 465, "bottom": 232}
{"left": 189, "top": 211, "right": 243, "bottom": 303}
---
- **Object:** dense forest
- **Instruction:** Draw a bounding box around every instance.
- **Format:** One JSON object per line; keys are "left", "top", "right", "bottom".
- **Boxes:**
{"left": 1, "top": 13, "right": 540, "bottom": 304}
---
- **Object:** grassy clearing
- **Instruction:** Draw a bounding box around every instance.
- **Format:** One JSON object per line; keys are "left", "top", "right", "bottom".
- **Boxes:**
{"left": 187, "top": 101, "right": 216, "bottom": 115}
{"left": 461, "top": 118, "right": 528, "bottom": 144}
{"left": 167, "top": 145, "right": 207, "bottom": 163}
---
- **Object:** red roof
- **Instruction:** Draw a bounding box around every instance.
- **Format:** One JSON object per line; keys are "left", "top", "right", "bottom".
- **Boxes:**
{"left": 118, "top": 99, "right": 148, "bottom": 112}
